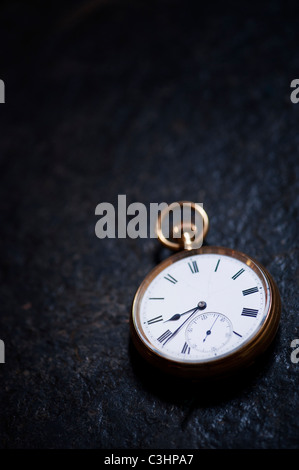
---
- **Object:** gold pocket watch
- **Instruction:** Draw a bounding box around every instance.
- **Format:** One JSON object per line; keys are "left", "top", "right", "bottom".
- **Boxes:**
{"left": 131, "top": 202, "right": 281, "bottom": 379}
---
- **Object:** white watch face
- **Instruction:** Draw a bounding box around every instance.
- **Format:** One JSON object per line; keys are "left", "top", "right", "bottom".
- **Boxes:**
{"left": 134, "top": 252, "right": 271, "bottom": 363}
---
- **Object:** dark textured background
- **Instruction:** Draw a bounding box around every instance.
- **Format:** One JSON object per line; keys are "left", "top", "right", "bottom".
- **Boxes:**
{"left": 0, "top": 0, "right": 298, "bottom": 449}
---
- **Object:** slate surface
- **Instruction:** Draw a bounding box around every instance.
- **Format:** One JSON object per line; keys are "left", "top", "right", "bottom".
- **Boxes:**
{"left": 0, "top": 0, "right": 298, "bottom": 449}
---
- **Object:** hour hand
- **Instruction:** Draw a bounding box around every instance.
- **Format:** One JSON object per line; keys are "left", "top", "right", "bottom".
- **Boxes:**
{"left": 164, "top": 308, "right": 196, "bottom": 322}
{"left": 164, "top": 301, "right": 207, "bottom": 322}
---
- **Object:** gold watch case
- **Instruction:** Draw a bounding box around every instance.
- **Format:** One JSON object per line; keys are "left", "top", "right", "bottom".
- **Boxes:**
{"left": 131, "top": 246, "right": 281, "bottom": 380}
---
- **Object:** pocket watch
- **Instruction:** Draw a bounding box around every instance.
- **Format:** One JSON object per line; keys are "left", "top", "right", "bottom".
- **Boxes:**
{"left": 130, "top": 202, "right": 281, "bottom": 379}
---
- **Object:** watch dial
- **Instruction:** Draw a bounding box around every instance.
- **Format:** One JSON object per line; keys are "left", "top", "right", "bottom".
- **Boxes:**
{"left": 134, "top": 252, "right": 271, "bottom": 363}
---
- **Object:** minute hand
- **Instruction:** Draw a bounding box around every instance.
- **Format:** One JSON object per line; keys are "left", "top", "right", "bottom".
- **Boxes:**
{"left": 162, "top": 307, "right": 199, "bottom": 346}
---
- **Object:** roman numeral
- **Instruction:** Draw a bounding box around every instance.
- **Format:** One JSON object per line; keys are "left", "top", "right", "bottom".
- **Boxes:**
{"left": 181, "top": 342, "right": 190, "bottom": 354}
{"left": 232, "top": 268, "right": 245, "bottom": 280}
{"left": 241, "top": 308, "right": 258, "bottom": 318}
{"left": 157, "top": 329, "right": 172, "bottom": 343}
{"left": 233, "top": 331, "right": 243, "bottom": 337}
{"left": 215, "top": 259, "right": 220, "bottom": 272}
{"left": 147, "top": 315, "right": 163, "bottom": 325}
{"left": 242, "top": 287, "right": 258, "bottom": 296}
{"left": 164, "top": 274, "right": 178, "bottom": 284}
{"left": 188, "top": 260, "right": 199, "bottom": 274}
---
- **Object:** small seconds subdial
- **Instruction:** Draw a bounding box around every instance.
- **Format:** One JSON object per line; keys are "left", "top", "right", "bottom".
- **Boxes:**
{"left": 186, "top": 312, "right": 232, "bottom": 354}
